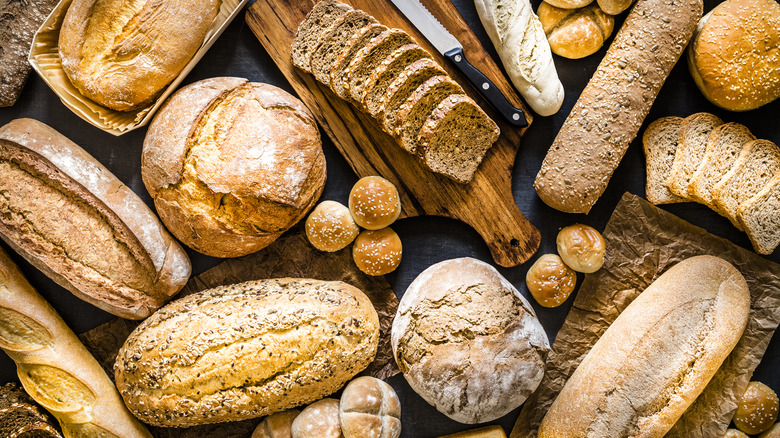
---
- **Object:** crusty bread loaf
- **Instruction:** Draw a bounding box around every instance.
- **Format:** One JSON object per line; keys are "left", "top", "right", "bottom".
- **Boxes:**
{"left": 0, "top": 118, "right": 190, "bottom": 320}
{"left": 642, "top": 116, "right": 686, "bottom": 205}
{"left": 0, "top": 246, "right": 152, "bottom": 438}
{"left": 291, "top": 0, "right": 352, "bottom": 71}
{"left": 115, "top": 278, "right": 380, "bottom": 427}
{"left": 738, "top": 173, "right": 780, "bottom": 255}
{"left": 340, "top": 377, "right": 401, "bottom": 438}
{"left": 538, "top": 255, "right": 750, "bottom": 438}
{"left": 58, "top": 0, "right": 220, "bottom": 111}
{"left": 667, "top": 112, "right": 723, "bottom": 198}
{"left": 533, "top": 0, "right": 702, "bottom": 213}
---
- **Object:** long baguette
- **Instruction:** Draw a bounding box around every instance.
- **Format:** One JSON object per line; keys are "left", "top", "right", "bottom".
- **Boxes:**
{"left": 0, "top": 247, "right": 152, "bottom": 438}
{"left": 533, "top": 0, "right": 702, "bottom": 213}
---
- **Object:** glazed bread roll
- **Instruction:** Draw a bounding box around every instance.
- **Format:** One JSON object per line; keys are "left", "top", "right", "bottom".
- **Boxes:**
{"left": 291, "top": 399, "right": 343, "bottom": 438}
{"left": 474, "top": 0, "right": 564, "bottom": 116}
{"left": 349, "top": 176, "right": 402, "bottom": 230}
{"left": 142, "top": 77, "right": 325, "bottom": 258}
{"left": 538, "top": 255, "right": 750, "bottom": 438}
{"left": 0, "top": 247, "right": 151, "bottom": 438}
{"left": 537, "top": 2, "right": 614, "bottom": 60}
{"left": 115, "top": 278, "right": 379, "bottom": 427}
{"left": 596, "top": 0, "right": 634, "bottom": 15}
{"left": 352, "top": 228, "right": 403, "bottom": 276}
{"left": 340, "top": 376, "right": 401, "bottom": 438}
{"left": 733, "top": 382, "right": 779, "bottom": 435}
{"left": 306, "top": 201, "right": 360, "bottom": 252}
{"left": 58, "top": 0, "right": 221, "bottom": 111}
{"left": 0, "top": 118, "right": 190, "bottom": 320}
{"left": 252, "top": 410, "right": 300, "bottom": 438}
{"left": 525, "top": 254, "right": 576, "bottom": 307}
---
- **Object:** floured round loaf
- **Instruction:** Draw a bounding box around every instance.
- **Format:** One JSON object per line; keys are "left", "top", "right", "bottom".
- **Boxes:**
{"left": 115, "top": 278, "right": 380, "bottom": 427}
{"left": 391, "top": 257, "right": 549, "bottom": 424}
{"left": 142, "top": 77, "right": 325, "bottom": 258}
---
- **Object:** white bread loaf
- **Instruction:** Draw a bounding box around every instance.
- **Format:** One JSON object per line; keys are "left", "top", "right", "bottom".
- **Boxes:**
{"left": 538, "top": 255, "right": 750, "bottom": 438}
{"left": 474, "top": 0, "right": 564, "bottom": 116}
{"left": 0, "top": 246, "right": 151, "bottom": 438}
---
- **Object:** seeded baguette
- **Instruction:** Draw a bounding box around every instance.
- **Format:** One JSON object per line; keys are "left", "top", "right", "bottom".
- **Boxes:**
{"left": 533, "top": 0, "right": 702, "bottom": 213}
{"left": 667, "top": 112, "right": 724, "bottom": 198}
{"left": 331, "top": 24, "right": 388, "bottom": 100}
{"left": 291, "top": 0, "right": 352, "bottom": 72}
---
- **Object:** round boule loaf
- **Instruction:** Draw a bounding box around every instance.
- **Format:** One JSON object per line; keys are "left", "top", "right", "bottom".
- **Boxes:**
{"left": 114, "top": 278, "right": 379, "bottom": 427}
{"left": 391, "top": 258, "right": 550, "bottom": 424}
{"left": 142, "top": 77, "right": 326, "bottom": 258}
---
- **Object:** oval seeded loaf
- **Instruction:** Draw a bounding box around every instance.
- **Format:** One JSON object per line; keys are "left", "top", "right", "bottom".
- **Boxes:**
{"left": 115, "top": 278, "right": 380, "bottom": 427}
{"left": 0, "top": 118, "right": 191, "bottom": 320}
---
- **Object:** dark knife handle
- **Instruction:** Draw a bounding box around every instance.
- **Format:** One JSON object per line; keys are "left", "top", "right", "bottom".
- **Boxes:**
{"left": 444, "top": 47, "right": 528, "bottom": 127}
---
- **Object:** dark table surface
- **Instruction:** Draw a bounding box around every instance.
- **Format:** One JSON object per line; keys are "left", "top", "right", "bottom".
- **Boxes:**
{"left": 1, "top": 0, "right": 779, "bottom": 436}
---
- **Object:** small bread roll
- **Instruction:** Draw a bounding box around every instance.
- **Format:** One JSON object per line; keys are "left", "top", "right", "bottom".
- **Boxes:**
{"left": 306, "top": 201, "right": 360, "bottom": 252}
{"left": 556, "top": 224, "right": 606, "bottom": 273}
{"left": 734, "top": 382, "right": 779, "bottom": 435}
{"left": 253, "top": 410, "right": 300, "bottom": 438}
{"left": 352, "top": 228, "right": 402, "bottom": 276}
{"left": 292, "top": 399, "right": 342, "bottom": 438}
{"left": 340, "top": 377, "right": 401, "bottom": 438}
{"left": 526, "top": 254, "right": 577, "bottom": 307}
{"left": 724, "top": 429, "right": 750, "bottom": 438}
{"left": 538, "top": 2, "right": 614, "bottom": 59}
{"left": 349, "top": 176, "right": 402, "bottom": 230}
{"left": 759, "top": 423, "right": 780, "bottom": 438}
{"left": 543, "top": 0, "right": 594, "bottom": 12}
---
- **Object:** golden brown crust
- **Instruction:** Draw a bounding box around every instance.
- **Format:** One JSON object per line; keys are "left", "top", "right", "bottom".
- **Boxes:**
{"left": 538, "top": 2, "right": 614, "bottom": 60}
{"left": 352, "top": 228, "right": 402, "bottom": 276}
{"left": 348, "top": 176, "right": 401, "bottom": 230}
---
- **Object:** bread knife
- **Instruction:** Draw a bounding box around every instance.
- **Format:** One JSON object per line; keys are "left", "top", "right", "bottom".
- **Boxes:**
{"left": 390, "top": 0, "right": 528, "bottom": 127}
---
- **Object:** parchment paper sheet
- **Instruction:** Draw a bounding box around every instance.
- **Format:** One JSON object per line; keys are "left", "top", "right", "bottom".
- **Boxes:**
{"left": 79, "top": 227, "right": 399, "bottom": 437}
{"left": 511, "top": 193, "right": 780, "bottom": 438}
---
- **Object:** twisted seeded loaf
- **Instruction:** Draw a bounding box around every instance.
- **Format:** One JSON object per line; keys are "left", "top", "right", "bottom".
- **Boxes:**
{"left": 534, "top": 0, "right": 702, "bottom": 213}
{"left": 667, "top": 112, "right": 723, "bottom": 198}
{"left": 0, "top": 119, "right": 191, "bottom": 319}
{"left": 474, "top": 0, "right": 564, "bottom": 116}
{"left": 115, "top": 278, "right": 379, "bottom": 427}
{"left": 0, "top": 247, "right": 152, "bottom": 438}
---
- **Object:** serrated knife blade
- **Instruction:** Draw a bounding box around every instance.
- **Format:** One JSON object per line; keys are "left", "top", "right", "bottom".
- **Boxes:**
{"left": 389, "top": 0, "right": 461, "bottom": 55}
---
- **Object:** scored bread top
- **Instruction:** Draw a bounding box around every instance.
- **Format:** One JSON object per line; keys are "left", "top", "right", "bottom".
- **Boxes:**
{"left": 667, "top": 112, "right": 724, "bottom": 198}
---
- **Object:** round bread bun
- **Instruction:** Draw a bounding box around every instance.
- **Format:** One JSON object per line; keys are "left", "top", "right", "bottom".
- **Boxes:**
{"left": 688, "top": 0, "right": 780, "bottom": 112}
{"left": 734, "top": 381, "right": 779, "bottom": 435}
{"left": 543, "top": 0, "right": 593, "bottom": 11}
{"left": 305, "top": 201, "right": 360, "bottom": 252}
{"left": 759, "top": 423, "right": 780, "bottom": 438}
{"left": 340, "top": 376, "right": 402, "bottom": 438}
{"left": 291, "top": 399, "right": 341, "bottom": 438}
{"left": 556, "top": 224, "right": 606, "bottom": 273}
{"left": 525, "top": 254, "right": 577, "bottom": 308}
{"left": 724, "top": 428, "right": 750, "bottom": 438}
{"left": 392, "top": 258, "right": 550, "bottom": 423}
{"left": 252, "top": 409, "right": 299, "bottom": 438}
{"left": 349, "top": 176, "right": 402, "bottom": 230}
{"left": 141, "top": 77, "right": 325, "bottom": 258}
{"left": 538, "top": 2, "right": 614, "bottom": 60}
{"left": 352, "top": 228, "right": 402, "bottom": 276}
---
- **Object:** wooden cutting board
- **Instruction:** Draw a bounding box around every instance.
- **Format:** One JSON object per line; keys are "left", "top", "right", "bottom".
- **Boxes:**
{"left": 245, "top": 0, "right": 540, "bottom": 267}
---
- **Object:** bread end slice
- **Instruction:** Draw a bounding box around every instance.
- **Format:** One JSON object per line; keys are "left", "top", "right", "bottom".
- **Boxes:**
{"left": 291, "top": 0, "right": 353, "bottom": 72}
{"left": 738, "top": 173, "right": 780, "bottom": 254}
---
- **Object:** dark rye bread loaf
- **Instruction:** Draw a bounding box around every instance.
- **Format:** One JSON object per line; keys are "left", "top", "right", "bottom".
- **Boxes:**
{"left": 331, "top": 23, "right": 388, "bottom": 100}
{"left": 395, "top": 76, "right": 465, "bottom": 154}
{"left": 418, "top": 94, "right": 500, "bottom": 184}
{"left": 363, "top": 44, "right": 432, "bottom": 116}
{"left": 291, "top": 0, "right": 352, "bottom": 71}
{"left": 310, "top": 10, "right": 377, "bottom": 86}
{"left": 344, "top": 29, "right": 415, "bottom": 103}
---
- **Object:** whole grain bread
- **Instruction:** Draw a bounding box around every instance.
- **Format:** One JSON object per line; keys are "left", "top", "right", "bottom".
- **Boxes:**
{"left": 667, "top": 112, "right": 724, "bottom": 198}
{"left": 0, "top": 383, "right": 61, "bottom": 438}
{"left": 533, "top": 0, "right": 703, "bottom": 213}
{"left": 330, "top": 23, "right": 388, "bottom": 100}
{"left": 642, "top": 116, "right": 687, "bottom": 205}
{"left": 362, "top": 44, "right": 432, "bottom": 114}
{"left": 343, "top": 29, "right": 415, "bottom": 103}
{"left": 380, "top": 58, "right": 448, "bottom": 131}
{"left": 394, "top": 76, "right": 464, "bottom": 154}
{"left": 291, "top": 0, "right": 352, "bottom": 71}
{"left": 309, "top": 10, "right": 377, "bottom": 86}
{"left": 737, "top": 173, "right": 780, "bottom": 254}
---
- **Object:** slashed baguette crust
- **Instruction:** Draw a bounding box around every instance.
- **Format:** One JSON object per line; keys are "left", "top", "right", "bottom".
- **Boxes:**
{"left": 534, "top": 0, "right": 702, "bottom": 213}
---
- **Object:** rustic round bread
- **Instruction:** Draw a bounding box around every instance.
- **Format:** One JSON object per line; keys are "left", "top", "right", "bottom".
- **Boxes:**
{"left": 391, "top": 257, "right": 550, "bottom": 424}
{"left": 142, "top": 77, "right": 326, "bottom": 258}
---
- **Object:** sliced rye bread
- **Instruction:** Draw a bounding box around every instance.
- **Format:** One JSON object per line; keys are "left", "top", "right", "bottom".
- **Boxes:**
{"left": 380, "top": 58, "right": 447, "bottom": 132}
{"left": 737, "top": 173, "right": 780, "bottom": 254}
{"left": 418, "top": 94, "right": 500, "bottom": 184}
{"left": 291, "top": 0, "right": 352, "bottom": 72}
{"left": 712, "top": 139, "right": 780, "bottom": 229}
{"left": 309, "top": 10, "right": 377, "bottom": 86}
{"left": 688, "top": 122, "right": 756, "bottom": 209}
{"left": 667, "top": 112, "right": 724, "bottom": 198}
{"left": 642, "top": 116, "right": 687, "bottom": 205}
{"left": 361, "top": 44, "right": 432, "bottom": 114}
{"left": 394, "top": 76, "right": 465, "bottom": 154}
{"left": 343, "top": 29, "right": 415, "bottom": 104}
{"left": 330, "top": 23, "right": 388, "bottom": 100}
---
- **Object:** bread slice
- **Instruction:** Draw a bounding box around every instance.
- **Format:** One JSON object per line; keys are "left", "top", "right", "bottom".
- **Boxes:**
{"left": 418, "top": 94, "right": 500, "bottom": 184}
{"left": 330, "top": 23, "right": 387, "bottom": 100}
{"left": 642, "top": 116, "right": 686, "bottom": 205}
{"left": 309, "top": 10, "right": 377, "bottom": 86}
{"left": 380, "top": 58, "right": 447, "bottom": 131}
{"left": 737, "top": 173, "right": 780, "bottom": 254}
{"left": 394, "top": 76, "right": 465, "bottom": 154}
{"left": 712, "top": 139, "right": 780, "bottom": 229}
{"left": 667, "top": 112, "right": 723, "bottom": 198}
{"left": 343, "top": 29, "right": 415, "bottom": 103}
{"left": 688, "top": 122, "right": 755, "bottom": 208}
{"left": 362, "top": 44, "right": 432, "bottom": 114}
{"left": 291, "top": 0, "right": 352, "bottom": 72}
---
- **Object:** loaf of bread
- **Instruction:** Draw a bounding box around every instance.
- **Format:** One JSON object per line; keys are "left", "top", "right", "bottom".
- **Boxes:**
{"left": 534, "top": 0, "right": 702, "bottom": 213}
{"left": 142, "top": 77, "right": 325, "bottom": 258}
{"left": 115, "top": 278, "right": 380, "bottom": 427}
{"left": 538, "top": 255, "right": 750, "bottom": 438}
{"left": 0, "top": 246, "right": 152, "bottom": 438}
{"left": 475, "top": 0, "right": 564, "bottom": 116}
{"left": 58, "top": 0, "right": 221, "bottom": 111}
{"left": 0, "top": 118, "right": 191, "bottom": 320}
